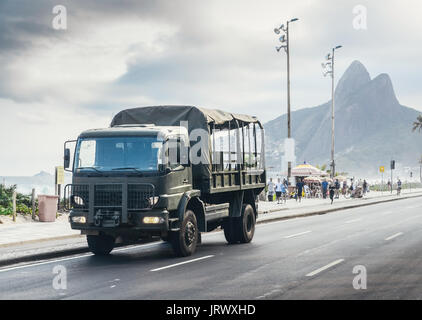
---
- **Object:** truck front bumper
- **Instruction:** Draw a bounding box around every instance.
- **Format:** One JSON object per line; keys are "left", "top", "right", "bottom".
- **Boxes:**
{"left": 69, "top": 209, "right": 170, "bottom": 234}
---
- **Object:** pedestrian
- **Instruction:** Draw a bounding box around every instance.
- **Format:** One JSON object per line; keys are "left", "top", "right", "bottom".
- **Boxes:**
{"left": 334, "top": 179, "right": 340, "bottom": 199}
{"left": 342, "top": 180, "right": 347, "bottom": 195}
{"left": 363, "top": 179, "right": 368, "bottom": 195}
{"left": 397, "top": 178, "right": 402, "bottom": 196}
{"left": 275, "top": 178, "right": 283, "bottom": 204}
{"left": 296, "top": 178, "right": 304, "bottom": 203}
{"left": 321, "top": 179, "right": 328, "bottom": 199}
{"left": 281, "top": 180, "right": 288, "bottom": 204}
{"left": 329, "top": 183, "right": 335, "bottom": 204}
{"left": 267, "top": 178, "right": 275, "bottom": 202}
{"left": 304, "top": 183, "right": 310, "bottom": 198}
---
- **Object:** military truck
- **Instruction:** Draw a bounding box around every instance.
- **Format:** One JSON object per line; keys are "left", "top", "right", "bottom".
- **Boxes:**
{"left": 64, "top": 106, "right": 266, "bottom": 257}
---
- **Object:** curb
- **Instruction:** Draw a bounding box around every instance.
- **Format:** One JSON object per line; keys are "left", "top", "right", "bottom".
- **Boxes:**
{"left": 1, "top": 192, "right": 421, "bottom": 268}
{"left": 257, "top": 192, "right": 422, "bottom": 224}
{"left": 0, "top": 234, "right": 82, "bottom": 249}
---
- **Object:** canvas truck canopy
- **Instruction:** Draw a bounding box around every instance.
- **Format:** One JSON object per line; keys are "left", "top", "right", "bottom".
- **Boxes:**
{"left": 110, "top": 105, "right": 261, "bottom": 132}
{"left": 110, "top": 106, "right": 263, "bottom": 192}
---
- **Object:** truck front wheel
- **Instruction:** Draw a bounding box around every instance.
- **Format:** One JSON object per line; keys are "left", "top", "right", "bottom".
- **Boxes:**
{"left": 169, "top": 210, "right": 198, "bottom": 257}
{"left": 87, "top": 234, "right": 115, "bottom": 255}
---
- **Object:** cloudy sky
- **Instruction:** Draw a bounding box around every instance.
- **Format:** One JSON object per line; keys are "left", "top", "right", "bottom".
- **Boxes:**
{"left": 1, "top": 0, "right": 421, "bottom": 176}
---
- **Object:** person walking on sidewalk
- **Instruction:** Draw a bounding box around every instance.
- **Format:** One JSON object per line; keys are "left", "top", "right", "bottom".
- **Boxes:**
{"left": 275, "top": 178, "right": 283, "bottom": 204}
{"left": 363, "top": 179, "right": 368, "bottom": 196}
{"left": 342, "top": 180, "right": 347, "bottom": 195}
{"left": 296, "top": 178, "right": 304, "bottom": 203}
{"left": 334, "top": 179, "right": 340, "bottom": 199}
{"left": 329, "top": 183, "right": 335, "bottom": 204}
{"left": 267, "top": 178, "right": 275, "bottom": 202}
{"left": 275, "top": 178, "right": 287, "bottom": 204}
{"left": 321, "top": 179, "right": 328, "bottom": 199}
{"left": 397, "top": 178, "right": 402, "bottom": 196}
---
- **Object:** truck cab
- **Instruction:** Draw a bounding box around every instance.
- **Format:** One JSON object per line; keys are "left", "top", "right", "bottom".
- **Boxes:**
{"left": 64, "top": 106, "right": 266, "bottom": 257}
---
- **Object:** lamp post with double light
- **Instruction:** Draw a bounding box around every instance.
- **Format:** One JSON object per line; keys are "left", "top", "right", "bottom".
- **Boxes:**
{"left": 322, "top": 45, "right": 342, "bottom": 179}
{"left": 274, "top": 18, "right": 298, "bottom": 182}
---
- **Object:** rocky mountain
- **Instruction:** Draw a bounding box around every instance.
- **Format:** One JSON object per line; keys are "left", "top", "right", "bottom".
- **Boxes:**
{"left": 264, "top": 60, "right": 422, "bottom": 177}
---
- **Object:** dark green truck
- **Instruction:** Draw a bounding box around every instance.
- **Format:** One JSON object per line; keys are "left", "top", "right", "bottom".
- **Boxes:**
{"left": 64, "top": 106, "right": 266, "bottom": 257}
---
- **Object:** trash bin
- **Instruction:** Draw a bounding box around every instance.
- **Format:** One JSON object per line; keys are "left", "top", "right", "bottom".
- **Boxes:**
{"left": 38, "top": 195, "right": 59, "bottom": 222}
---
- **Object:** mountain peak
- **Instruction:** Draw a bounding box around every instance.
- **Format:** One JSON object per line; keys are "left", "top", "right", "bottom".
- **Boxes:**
{"left": 368, "top": 73, "right": 398, "bottom": 104}
{"left": 34, "top": 171, "right": 52, "bottom": 177}
{"left": 335, "top": 60, "right": 371, "bottom": 101}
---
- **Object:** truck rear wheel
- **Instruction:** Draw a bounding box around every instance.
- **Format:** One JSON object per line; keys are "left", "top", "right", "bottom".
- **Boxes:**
{"left": 224, "top": 204, "right": 256, "bottom": 244}
{"left": 238, "top": 204, "right": 255, "bottom": 243}
{"left": 87, "top": 234, "right": 115, "bottom": 255}
{"left": 169, "top": 210, "right": 198, "bottom": 257}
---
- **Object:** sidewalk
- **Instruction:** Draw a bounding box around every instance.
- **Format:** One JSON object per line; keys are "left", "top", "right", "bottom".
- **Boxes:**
{"left": 258, "top": 188, "right": 422, "bottom": 223}
{"left": 1, "top": 188, "right": 421, "bottom": 248}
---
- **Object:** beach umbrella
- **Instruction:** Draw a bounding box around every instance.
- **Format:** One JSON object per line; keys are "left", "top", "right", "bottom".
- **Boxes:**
{"left": 291, "top": 164, "right": 327, "bottom": 177}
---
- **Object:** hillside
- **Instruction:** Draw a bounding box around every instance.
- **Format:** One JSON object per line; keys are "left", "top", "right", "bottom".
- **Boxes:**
{"left": 264, "top": 61, "right": 422, "bottom": 177}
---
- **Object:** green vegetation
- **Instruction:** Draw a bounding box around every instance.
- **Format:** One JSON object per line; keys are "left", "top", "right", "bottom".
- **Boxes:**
{"left": 412, "top": 115, "right": 422, "bottom": 132}
{"left": 0, "top": 185, "right": 36, "bottom": 216}
{"left": 370, "top": 182, "right": 422, "bottom": 192}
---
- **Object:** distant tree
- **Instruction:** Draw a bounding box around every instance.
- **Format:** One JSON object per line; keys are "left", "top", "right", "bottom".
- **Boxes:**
{"left": 336, "top": 172, "right": 348, "bottom": 177}
{"left": 412, "top": 115, "right": 422, "bottom": 132}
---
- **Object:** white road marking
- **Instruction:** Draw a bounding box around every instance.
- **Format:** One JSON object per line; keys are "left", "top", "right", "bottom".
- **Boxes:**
{"left": 344, "top": 218, "right": 362, "bottom": 224}
{"left": 0, "top": 253, "right": 94, "bottom": 273}
{"left": 306, "top": 259, "right": 345, "bottom": 277}
{"left": 385, "top": 232, "right": 403, "bottom": 241}
{"left": 284, "top": 231, "right": 311, "bottom": 239}
{"left": 0, "top": 242, "right": 162, "bottom": 273}
{"left": 150, "top": 255, "right": 214, "bottom": 272}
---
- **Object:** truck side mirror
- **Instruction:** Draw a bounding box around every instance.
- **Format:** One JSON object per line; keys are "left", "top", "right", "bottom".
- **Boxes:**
{"left": 64, "top": 148, "right": 71, "bottom": 169}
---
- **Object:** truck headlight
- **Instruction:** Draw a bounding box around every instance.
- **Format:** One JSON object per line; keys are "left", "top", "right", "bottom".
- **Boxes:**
{"left": 72, "top": 196, "right": 85, "bottom": 206}
{"left": 148, "top": 196, "right": 160, "bottom": 207}
{"left": 143, "top": 217, "right": 163, "bottom": 224}
{"left": 71, "top": 216, "right": 86, "bottom": 224}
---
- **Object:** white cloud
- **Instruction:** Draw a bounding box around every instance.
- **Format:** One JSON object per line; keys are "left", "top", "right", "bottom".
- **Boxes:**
{"left": 0, "top": 98, "right": 110, "bottom": 176}
{"left": 1, "top": 0, "right": 422, "bottom": 175}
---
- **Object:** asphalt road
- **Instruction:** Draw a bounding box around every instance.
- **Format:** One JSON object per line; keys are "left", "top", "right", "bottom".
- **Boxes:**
{"left": 0, "top": 196, "right": 421, "bottom": 300}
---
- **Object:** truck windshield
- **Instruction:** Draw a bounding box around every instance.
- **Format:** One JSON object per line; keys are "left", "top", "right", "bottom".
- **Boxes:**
{"left": 74, "top": 137, "right": 162, "bottom": 172}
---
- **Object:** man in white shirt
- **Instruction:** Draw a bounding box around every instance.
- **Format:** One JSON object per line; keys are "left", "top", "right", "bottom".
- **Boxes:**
{"left": 267, "top": 178, "right": 275, "bottom": 202}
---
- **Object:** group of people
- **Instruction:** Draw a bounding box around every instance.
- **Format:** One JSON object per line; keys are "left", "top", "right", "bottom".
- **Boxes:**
{"left": 267, "top": 178, "right": 288, "bottom": 204}
{"left": 267, "top": 176, "right": 372, "bottom": 205}
{"left": 266, "top": 177, "right": 308, "bottom": 204}
{"left": 387, "top": 178, "right": 402, "bottom": 195}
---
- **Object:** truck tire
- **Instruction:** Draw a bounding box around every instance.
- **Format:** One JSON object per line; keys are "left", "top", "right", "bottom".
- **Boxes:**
{"left": 169, "top": 210, "right": 198, "bottom": 257}
{"left": 224, "top": 204, "right": 255, "bottom": 244}
{"left": 87, "top": 234, "right": 115, "bottom": 255}
{"left": 237, "top": 204, "right": 255, "bottom": 243}
{"left": 223, "top": 217, "right": 239, "bottom": 244}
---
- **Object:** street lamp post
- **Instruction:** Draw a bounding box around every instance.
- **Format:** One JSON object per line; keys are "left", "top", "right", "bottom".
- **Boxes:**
{"left": 322, "top": 45, "right": 342, "bottom": 179}
{"left": 274, "top": 18, "right": 298, "bottom": 182}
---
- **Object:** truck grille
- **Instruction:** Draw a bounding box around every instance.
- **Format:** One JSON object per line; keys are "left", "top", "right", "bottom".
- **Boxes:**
{"left": 128, "top": 184, "right": 155, "bottom": 210}
{"left": 65, "top": 183, "right": 155, "bottom": 211}
{"left": 64, "top": 184, "right": 89, "bottom": 211}
{"left": 95, "top": 184, "right": 122, "bottom": 208}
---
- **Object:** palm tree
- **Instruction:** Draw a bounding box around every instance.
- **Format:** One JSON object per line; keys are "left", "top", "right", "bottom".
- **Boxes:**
{"left": 412, "top": 115, "right": 422, "bottom": 132}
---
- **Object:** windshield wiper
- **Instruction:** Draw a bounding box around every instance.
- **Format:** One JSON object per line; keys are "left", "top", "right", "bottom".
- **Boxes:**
{"left": 77, "top": 166, "right": 103, "bottom": 173}
{"left": 112, "top": 167, "right": 143, "bottom": 173}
